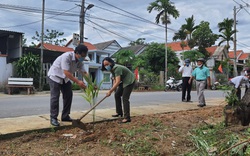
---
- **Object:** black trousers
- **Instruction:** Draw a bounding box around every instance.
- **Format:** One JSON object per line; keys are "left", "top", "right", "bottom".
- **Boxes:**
{"left": 236, "top": 87, "right": 241, "bottom": 101}
{"left": 182, "top": 77, "right": 192, "bottom": 101}
{"left": 49, "top": 78, "right": 73, "bottom": 120}
{"left": 114, "top": 81, "right": 135, "bottom": 120}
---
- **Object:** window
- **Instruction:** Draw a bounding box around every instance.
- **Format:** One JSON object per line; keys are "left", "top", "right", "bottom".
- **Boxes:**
{"left": 97, "top": 55, "right": 100, "bottom": 63}
{"left": 103, "top": 73, "right": 111, "bottom": 82}
{"left": 88, "top": 54, "right": 92, "bottom": 61}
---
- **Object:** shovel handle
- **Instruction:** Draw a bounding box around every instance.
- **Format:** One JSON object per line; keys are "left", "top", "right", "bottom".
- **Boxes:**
{"left": 78, "top": 96, "right": 107, "bottom": 121}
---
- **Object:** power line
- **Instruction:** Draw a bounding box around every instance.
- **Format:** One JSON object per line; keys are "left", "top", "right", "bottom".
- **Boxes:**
{"left": 97, "top": 0, "right": 177, "bottom": 32}
{"left": 0, "top": 5, "right": 78, "bottom": 28}
{"left": 87, "top": 19, "right": 133, "bottom": 42}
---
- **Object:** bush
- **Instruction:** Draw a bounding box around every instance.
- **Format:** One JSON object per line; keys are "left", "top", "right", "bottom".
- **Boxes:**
{"left": 72, "top": 83, "right": 81, "bottom": 90}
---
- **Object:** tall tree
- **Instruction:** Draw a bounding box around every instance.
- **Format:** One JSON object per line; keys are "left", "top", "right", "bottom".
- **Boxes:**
{"left": 22, "top": 34, "right": 27, "bottom": 47}
{"left": 142, "top": 42, "right": 179, "bottom": 75}
{"left": 182, "top": 15, "right": 199, "bottom": 41}
{"left": 31, "top": 29, "right": 67, "bottom": 46}
{"left": 217, "top": 18, "right": 236, "bottom": 50}
{"left": 112, "top": 50, "right": 135, "bottom": 69}
{"left": 147, "top": 0, "right": 180, "bottom": 81}
{"left": 192, "top": 21, "right": 218, "bottom": 58}
{"left": 173, "top": 15, "right": 199, "bottom": 49}
{"left": 129, "top": 38, "right": 147, "bottom": 46}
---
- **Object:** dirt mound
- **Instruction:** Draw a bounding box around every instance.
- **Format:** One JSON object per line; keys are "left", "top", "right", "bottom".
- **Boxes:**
{"left": 0, "top": 106, "right": 224, "bottom": 155}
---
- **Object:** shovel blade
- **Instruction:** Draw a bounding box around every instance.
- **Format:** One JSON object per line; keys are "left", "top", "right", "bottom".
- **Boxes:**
{"left": 72, "top": 119, "right": 87, "bottom": 130}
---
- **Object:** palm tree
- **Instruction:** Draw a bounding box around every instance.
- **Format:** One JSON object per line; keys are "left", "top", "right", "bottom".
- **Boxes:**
{"left": 217, "top": 18, "right": 236, "bottom": 80}
{"left": 173, "top": 15, "right": 199, "bottom": 49}
{"left": 182, "top": 15, "right": 199, "bottom": 41}
{"left": 147, "top": 0, "right": 179, "bottom": 83}
{"left": 218, "top": 18, "right": 236, "bottom": 51}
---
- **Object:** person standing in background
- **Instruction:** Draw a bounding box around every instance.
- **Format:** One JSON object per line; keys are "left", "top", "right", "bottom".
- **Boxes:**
{"left": 178, "top": 58, "right": 193, "bottom": 102}
{"left": 189, "top": 58, "right": 211, "bottom": 107}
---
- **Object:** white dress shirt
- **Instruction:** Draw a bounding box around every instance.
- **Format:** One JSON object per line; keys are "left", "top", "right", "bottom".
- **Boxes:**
{"left": 178, "top": 65, "right": 193, "bottom": 77}
{"left": 230, "top": 76, "right": 249, "bottom": 88}
{"left": 48, "top": 52, "right": 85, "bottom": 84}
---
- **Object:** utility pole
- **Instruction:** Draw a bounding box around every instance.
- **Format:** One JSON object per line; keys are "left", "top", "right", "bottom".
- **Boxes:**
{"left": 233, "top": 6, "right": 238, "bottom": 77}
{"left": 39, "top": 0, "right": 45, "bottom": 91}
{"left": 164, "top": 11, "right": 168, "bottom": 84}
{"left": 79, "top": 0, "right": 94, "bottom": 44}
{"left": 233, "top": 3, "right": 249, "bottom": 77}
{"left": 79, "top": 0, "right": 85, "bottom": 44}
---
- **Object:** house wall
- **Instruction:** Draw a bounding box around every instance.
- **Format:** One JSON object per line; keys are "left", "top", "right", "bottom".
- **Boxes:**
{"left": 0, "top": 56, "right": 13, "bottom": 91}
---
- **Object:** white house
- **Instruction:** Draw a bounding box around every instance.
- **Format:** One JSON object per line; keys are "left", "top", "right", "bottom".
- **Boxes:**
{"left": 0, "top": 30, "right": 23, "bottom": 91}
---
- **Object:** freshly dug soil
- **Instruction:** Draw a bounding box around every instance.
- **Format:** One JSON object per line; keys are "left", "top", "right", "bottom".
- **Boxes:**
{"left": 0, "top": 106, "right": 224, "bottom": 155}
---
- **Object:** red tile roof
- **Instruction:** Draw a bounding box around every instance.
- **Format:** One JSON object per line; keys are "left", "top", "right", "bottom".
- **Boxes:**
{"left": 206, "top": 46, "right": 218, "bottom": 56}
{"left": 65, "top": 39, "right": 97, "bottom": 50}
{"left": 167, "top": 41, "right": 191, "bottom": 51}
{"left": 167, "top": 41, "right": 218, "bottom": 56}
{"left": 37, "top": 42, "right": 97, "bottom": 53}
{"left": 238, "top": 53, "right": 249, "bottom": 60}
{"left": 228, "top": 50, "right": 243, "bottom": 59}
{"left": 41, "top": 43, "right": 73, "bottom": 52}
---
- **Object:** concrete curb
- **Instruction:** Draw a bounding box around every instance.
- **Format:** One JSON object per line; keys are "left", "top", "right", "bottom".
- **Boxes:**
{"left": 0, "top": 98, "right": 226, "bottom": 139}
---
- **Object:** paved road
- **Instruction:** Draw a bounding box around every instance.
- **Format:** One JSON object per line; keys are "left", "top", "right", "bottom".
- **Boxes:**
{"left": 0, "top": 90, "right": 227, "bottom": 118}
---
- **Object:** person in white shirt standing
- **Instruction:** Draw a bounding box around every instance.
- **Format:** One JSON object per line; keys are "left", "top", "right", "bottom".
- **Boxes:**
{"left": 47, "top": 44, "right": 88, "bottom": 126}
{"left": 229, "top": 75, "right": 250, "bottom": 100}
{"left": 178, "top": 58, "right": 193, "bottom": 102}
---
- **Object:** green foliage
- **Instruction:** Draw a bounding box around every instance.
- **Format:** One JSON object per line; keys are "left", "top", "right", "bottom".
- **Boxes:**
{"left": 192, "top": 21, "right": 219, "bottom": 58}
{"left": 168, "top": 63, "right": 181, "bottom": 79}
{"left": 129, "top": 38, "right": 147, "bottom": 46}
{"left": 173, "top": 15, "right": 199, "bottom": 49}
{"left": 139, "top": 69, "right": 159, "bottom": 85}
{"left": 31, "top": 29, "right": 67, "bottom": 46}
{"left": 81, "top": 75, "right": 103, "bottom": 122}
{"left": 225, "top": 88, "right": 240, "bottom": 107}
{"left": 112, "top": 49, "right": 135, "bottom": 68}
{"left": 182, "top": 50, "right": 205, "bottom": 63}
{"left": 147, "top": 0, "right": 180, "bottom": 25}
{"left": 72, "top": 83, "right": 81, "bottom": 90}
{"left": 217, "top": 18, "right": 236, "bottom": 49}
{"left": 14, "top": 53, "right": 40, "bottom": 88}
{"left": 15, "top": 52, "right": 40, "bottom": 78}
{"left": 142, "top": 42, "right": 179, "bottom": 74}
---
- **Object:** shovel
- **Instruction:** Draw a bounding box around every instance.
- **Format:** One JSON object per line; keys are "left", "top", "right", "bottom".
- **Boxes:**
{"left": 72, "top": 96, "right": 107, "bottom": 129}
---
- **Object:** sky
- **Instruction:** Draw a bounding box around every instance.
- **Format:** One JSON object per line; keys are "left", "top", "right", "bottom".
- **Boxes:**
{"left": 0, "top": 0, "right": 250, "bottom": 52}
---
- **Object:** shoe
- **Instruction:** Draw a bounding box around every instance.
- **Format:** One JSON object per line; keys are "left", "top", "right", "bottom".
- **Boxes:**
{"left": 186, "top": 100, "right": 193, "bottom": 102}
{"left": 61, "top": 116, "right": 73, "bottom": 122}
{"left": 182, "top": 99, "right": 186, "bottom": 102}
{"left": 112, "top": 114, "right": 123, "bottom": 117}
{"left": 121, "top": 119, "right": 131, "bottom": 123}
{"left": 51, "top": 118, "right": 60, "bottom": 126}
{"left": 197, "top": 104, "right": 206, "bottom": 107}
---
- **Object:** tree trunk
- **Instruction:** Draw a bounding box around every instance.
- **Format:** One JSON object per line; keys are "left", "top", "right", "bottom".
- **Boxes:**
{"left": 235, "top": 89, "right": 250, "bottom": 126}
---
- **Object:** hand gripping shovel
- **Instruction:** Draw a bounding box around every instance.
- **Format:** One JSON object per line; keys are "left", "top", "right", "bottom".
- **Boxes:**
{"left": 72, "top": 96, "right": 107, "bottom": 129}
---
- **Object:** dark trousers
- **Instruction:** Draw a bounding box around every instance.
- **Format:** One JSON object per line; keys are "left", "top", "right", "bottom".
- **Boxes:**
{"left": 49, "top": 78, "right": 73, "bottom": 120}
{"left": 236, "top": 87, "right": 241, "bottom": 100}
{"left": 114, "top": 81, "right": 135, "bottom": 120}
{"left": 182, "top": 77, "right": 192, "bottom": 101}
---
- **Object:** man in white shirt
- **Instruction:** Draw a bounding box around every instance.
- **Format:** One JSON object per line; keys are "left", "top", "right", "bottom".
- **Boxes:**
{"left": 229, "top": 75, "right": 250, "bottom": 100}
{"left": 178, "top": 58, "right": 193, "bottom": 102}
{"left": 48, "top": 44, "right": 88, "bottom": 126}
